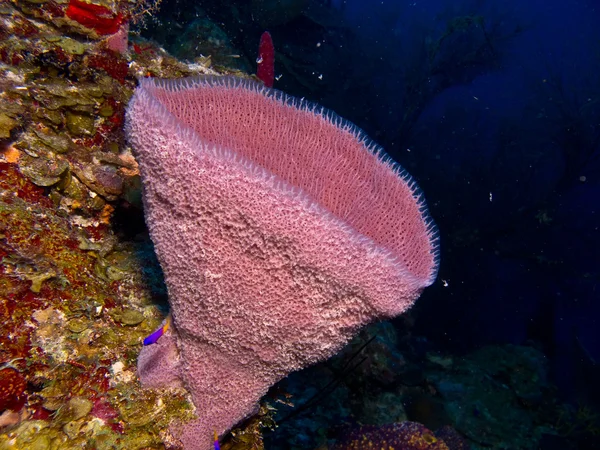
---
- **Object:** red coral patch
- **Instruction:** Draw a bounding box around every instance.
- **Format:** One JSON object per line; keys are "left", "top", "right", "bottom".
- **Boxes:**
{"left": 87, "top": 50, "right": 129, "bottom": 83}
{"left": 0, "top": 368, "right": 27, "bottom": 411}
{"left": 65, "top": 0, "right": 124, "bottom": 36}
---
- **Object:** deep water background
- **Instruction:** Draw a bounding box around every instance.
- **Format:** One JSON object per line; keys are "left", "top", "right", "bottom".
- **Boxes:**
{"left": 139, "top": 0, "right": 599, "bottom": 446}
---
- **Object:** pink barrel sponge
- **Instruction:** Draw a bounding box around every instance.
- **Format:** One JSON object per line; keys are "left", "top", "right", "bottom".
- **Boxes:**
{"left": 126, "top": 76, "right": 439, "bottom": 450}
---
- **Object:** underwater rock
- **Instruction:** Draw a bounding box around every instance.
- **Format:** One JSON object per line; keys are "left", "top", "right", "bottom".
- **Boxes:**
{"left": 91, "top": 164, "right": 124, "bottom": 196}
{"left": 66, "top": 111, "right": 96, "bottom": 136}
{"left": 331, "top": 421, "right": 449, "bottom": 450}
{"left": 32, "top": 128, "right": 71, "bottom": 154}
{"left": 0, "top": 161, "right": 193, "bottom": 448}
{"left": 426, "top": 345, "right": 552, "bottom": 449}
{"left": 67, "top": 317, "right": 91, "bottom": 333}
{"left": 434, "top": 426, "right": 471, "bottom": 450}
{"left": 54, "top": 37, "right": 86, "bottom": 55}
{"left": 65, "top": 396, "right": 93, "bottom": 421}
{"left": 19, "top": 154, "right": 69, "bottom": 187}
{"left": 112, "top": 308, "right": 145, "bottom": 326}
{"left": 70, "top": 161, "right": 123, "bottom": 200}
{"left": 0, "top": 113, "right": 18, "bottom": 139}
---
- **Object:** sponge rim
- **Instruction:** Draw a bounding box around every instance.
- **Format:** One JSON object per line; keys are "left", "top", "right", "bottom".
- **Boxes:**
{"left": 129, "top": 75, "right": 440, "bottom": 286}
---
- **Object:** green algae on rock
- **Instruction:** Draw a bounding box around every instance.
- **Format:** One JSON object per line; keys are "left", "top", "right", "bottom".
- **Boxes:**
{"left": 65, "top": 111, "right": 96, "bottom": 136}
{"left": 112, "top": 308, "right": 145, "bottom": 326}
{"left": 0, "top": 113, "right": 18, "bottom": 139}
{"left": 0, "top": 162, "right": 195, "bottom": 449}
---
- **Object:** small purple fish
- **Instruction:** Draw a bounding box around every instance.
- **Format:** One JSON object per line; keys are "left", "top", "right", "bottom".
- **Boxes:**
{"left": 143, "top": 315, "right": 171, "bottom": 346}
{"left": 213, "top": 430, "right": 220, "bottom": 450}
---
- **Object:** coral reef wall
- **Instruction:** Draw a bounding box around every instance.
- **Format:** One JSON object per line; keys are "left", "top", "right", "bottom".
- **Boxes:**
{"left": 0, "top": 0, "right": 224, "bottom": 448}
